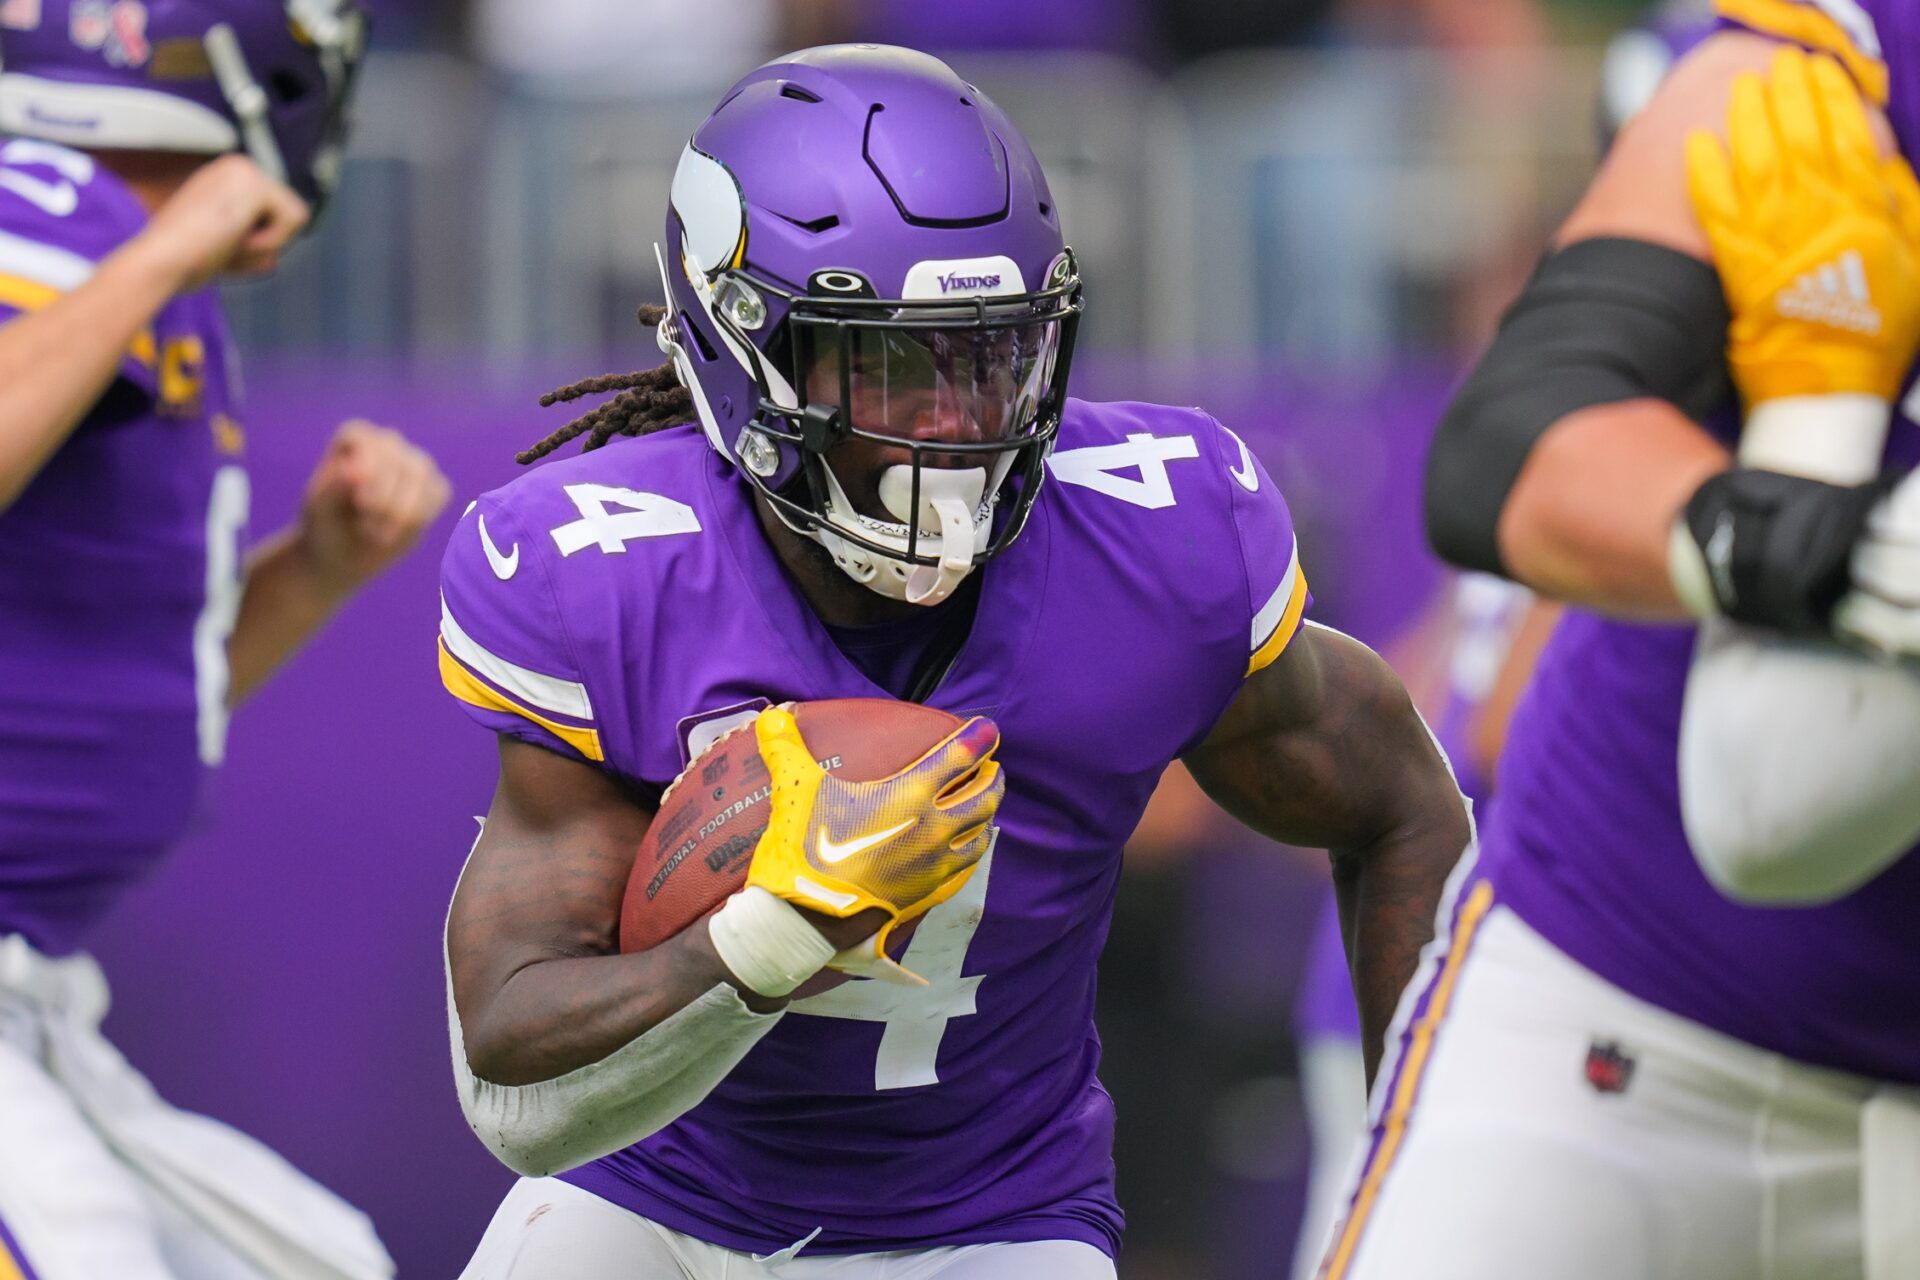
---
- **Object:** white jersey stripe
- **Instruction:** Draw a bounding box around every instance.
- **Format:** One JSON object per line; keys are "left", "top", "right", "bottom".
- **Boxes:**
{"left": 0, "top": 229, "right": 91, "bottom": 293}
{"left": 1251, "top": 536, "right": 1303, "bottom": 652}
{"left": 0, "top": 227, "right": 93, "bottom": 291}
{"left": 440, "top": 598, "right": 595, "bottom": 721}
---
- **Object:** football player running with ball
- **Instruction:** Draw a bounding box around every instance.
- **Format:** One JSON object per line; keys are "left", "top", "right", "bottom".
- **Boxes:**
{"left": 438, "top": 44, "right": 1471, "bottom": 1280}
{"left": 0, "top": 3, "right": 447, "bottom": 1278}
{"left": 1338, "top": 8, "right": 1920, "bottom": 1280}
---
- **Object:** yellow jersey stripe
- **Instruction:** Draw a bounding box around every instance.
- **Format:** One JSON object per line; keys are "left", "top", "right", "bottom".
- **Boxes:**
{"left": 1716, "top": 0, "right": 1892, "bottom": 103}
{"left": 440, "top": 598, "right": 594, "bottom": 720}
{"left": 0, "top": 272, "right": 157, "bottom": 367}
{"left": 439, "top": 641, "right": 605, "bottom": 762}
{"left": 0, "top": 272, "right": 59, "bottom": 313}
{"left": 1248, "top": 566, "right": 1310, "bottom": 676}
{"left": 1320, "top": 880, "right": 1495, "bottom": 1280}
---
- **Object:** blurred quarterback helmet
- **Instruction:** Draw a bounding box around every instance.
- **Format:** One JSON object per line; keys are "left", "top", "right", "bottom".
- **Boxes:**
{"left": 657, "top": 43, "right": 1082, "bottom": 607}
{"left": 0, "top": 0, "right": 369, "bottom": 210}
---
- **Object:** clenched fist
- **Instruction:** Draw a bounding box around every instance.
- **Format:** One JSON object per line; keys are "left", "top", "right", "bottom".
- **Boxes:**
{"left": 296, "top": 420, "right": 452, "bottom": 596}
{"left": 130, "top": 154, "right": 310, "bottom": 290}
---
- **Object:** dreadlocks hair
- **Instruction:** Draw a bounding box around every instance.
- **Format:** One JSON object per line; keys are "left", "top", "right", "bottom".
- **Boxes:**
{"left": 517, "top": 304, "right": 698, "bottom": 465}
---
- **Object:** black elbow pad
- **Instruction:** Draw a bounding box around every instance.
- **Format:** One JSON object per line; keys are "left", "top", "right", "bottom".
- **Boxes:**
{"left": 1424, "top": 237, "right": 1735, "bottom": 576}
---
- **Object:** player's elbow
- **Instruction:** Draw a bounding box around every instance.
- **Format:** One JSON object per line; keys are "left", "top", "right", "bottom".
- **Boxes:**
{"left": 454, "top": 1057, "right": 664, "bottom": 1179}
{"left": 463, "top": 1110, "right": 596, "bottom": 1180}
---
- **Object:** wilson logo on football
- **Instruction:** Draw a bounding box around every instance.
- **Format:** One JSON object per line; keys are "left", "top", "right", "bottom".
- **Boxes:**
{"left": 1775, "top": 250, "right": 1882, "bottom": 334}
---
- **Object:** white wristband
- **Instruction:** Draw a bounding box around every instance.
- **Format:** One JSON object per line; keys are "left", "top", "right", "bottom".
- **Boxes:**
{"left": 1741, "top": 395, "right": 1890, "bottom": 484}
{"left": 708, "top": 887, "right": 835, "bottom": 998}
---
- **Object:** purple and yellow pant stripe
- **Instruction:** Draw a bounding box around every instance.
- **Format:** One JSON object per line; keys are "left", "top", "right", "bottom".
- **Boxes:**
{"left": 1317, "top": 879, "right": 1496, "bottom": 1280}
{"left": 0, "top": 1212, "right": 41, "bottom": 1280}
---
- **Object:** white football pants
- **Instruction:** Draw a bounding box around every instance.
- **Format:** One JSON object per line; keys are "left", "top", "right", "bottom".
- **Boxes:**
{"left": 1290, "top": 1035, "right": 1366, "bottom": 1280}
{"left": 1320, "top": 893, "right": 1920, "bottom": 1280}
{"left": 460, "top": 1178, "right": 1118, "bottom": 1280}
{"left": 0, "top": 935, "right": 393, "bottom": 1280}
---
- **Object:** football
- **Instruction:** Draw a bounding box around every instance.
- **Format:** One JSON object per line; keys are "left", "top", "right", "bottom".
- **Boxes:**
{"left": 618, "top": 698, "right": 964, "bottom": 965}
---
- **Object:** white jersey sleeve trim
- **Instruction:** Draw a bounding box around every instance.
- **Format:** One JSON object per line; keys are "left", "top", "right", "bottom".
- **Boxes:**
{"left": 0, "top": 227, "right": 93, "bottom": 291}
{"left": 1251, "top": 535, "right": 1303, "bottom": 651}
{"left": 439, "top": 597, "right": 594, "bottom": 721}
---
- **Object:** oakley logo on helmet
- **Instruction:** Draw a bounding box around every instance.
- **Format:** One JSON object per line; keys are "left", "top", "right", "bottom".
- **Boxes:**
{"left": 810, "top": 270, "right": 873, "bottom": 296}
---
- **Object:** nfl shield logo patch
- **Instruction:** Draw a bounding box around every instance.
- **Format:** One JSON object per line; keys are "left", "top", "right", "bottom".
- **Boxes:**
{"left": 1585, "top": 1039, "right": 1636, "bottom": 1095}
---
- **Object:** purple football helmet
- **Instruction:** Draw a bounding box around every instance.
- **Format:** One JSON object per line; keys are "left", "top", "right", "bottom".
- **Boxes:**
{"left": 0, "top": 0, "right": 369, "bottom": 210}
{"left": 657, "top": 44, "right": 1082, "bottom": 606}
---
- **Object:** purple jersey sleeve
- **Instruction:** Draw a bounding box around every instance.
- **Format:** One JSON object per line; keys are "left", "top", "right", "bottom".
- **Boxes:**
{"left": 0, "top": 138, "right": 161, "bottom": 397}
{"left": 1206, "top": 416, "right": 1311, "bottom": 676}
{"left": 438, "top": 497, "right": 604, "bottom": 765}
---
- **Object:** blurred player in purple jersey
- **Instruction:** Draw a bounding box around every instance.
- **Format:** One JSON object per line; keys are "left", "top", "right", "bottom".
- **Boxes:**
{"left": 0, "top": 3, "right": 449, "bottom": 1278}
{"left": 1287, "top": 572, "right": 1549, "bottom": 1280}
{"left": 1329, "top": 0, "right": 1920, "bottom": 1277}
{"left": 434, "top": 43, "right": 1472, "bottom": 1280}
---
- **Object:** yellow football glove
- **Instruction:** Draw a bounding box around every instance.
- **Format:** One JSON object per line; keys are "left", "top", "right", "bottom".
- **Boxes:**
{"left": 1687, "top": 47, "right": 1920, "bottom": 406}
{"left": 747, "top": 705, "right": 1004, "bottom": 985}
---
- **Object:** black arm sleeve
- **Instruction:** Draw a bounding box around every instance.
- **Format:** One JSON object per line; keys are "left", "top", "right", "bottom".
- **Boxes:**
{"left": 1424, "top": 237, "right": 1735, "bottom": 576}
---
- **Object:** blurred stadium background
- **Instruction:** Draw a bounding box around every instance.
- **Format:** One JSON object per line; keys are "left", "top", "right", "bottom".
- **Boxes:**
{"left": 80, "top": 0, "right": 1665, "bottom": 1274}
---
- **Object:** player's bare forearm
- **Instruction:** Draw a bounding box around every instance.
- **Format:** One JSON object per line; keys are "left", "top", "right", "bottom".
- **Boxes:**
{"left": 226, "top": 526, "right": 355, "bottom": 705}
{"left": 0, "top": 238, "right": 183, "bottom": 511}
{"left": 1184, "top": 626, "right": 1471, "bottom": 1083}
{"left": 1497, "top": 401, "right": 1728, "bottom": 617}
{"left": 229, "top": 425, "right": 449, "bottom": 705}
{"left": 448, "top": 739, "right": 785, "bottom": 1087}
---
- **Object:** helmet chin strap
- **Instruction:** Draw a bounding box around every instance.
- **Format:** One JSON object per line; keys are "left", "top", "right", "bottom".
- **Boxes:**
{"left": 809, "top": 465, "right": 990, "bottom": 607}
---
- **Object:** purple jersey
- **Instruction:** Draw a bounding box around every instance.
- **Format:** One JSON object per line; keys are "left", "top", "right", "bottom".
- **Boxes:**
{"left": 0, "top": 139, "right": 245, "bottom": 958}
{"left": 1482, "top": 0, "right": 1920, "bottom": 1085}
{"left": 438, "top": 402, "right": 1307, "bottom": 1256}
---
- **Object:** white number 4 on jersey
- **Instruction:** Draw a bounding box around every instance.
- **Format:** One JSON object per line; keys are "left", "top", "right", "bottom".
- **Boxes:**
{"left": 550, "top": 484, "right": 701, "bottom": 556}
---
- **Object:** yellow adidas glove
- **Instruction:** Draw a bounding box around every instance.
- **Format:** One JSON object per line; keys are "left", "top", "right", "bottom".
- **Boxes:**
{"left": 747, "top": 705, "right": 1004, "bottom": 985}
{"left": 1687, "top": 47, "right": 1920, "bottom": 406}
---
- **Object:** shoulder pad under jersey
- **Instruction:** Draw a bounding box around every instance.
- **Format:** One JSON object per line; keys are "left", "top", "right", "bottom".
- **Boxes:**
{"left": 437, "top": 430, "right": 713, "bottom": 767}
{"left": 1045, "top": 398, "right": 1309, "bottom": 680}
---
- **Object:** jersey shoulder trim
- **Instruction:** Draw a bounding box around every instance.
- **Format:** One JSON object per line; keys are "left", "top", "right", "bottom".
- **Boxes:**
{"left": 438, "top": 497, "right": 606, "bottom": 763}
{"left": 0, "top": 139, "right": 159, "bottom": 371}
{"left": 1715, "top": 0, "right": 1890, "bottom": 104}
{"left": 1249, "top": 533, "right": 1310, "bottom": 675}
{"left": 437, "top": 639, "right": 605, "bottom": 763}
{"left": 1188, "top": 410, "right": 1313, "bottom": 676}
